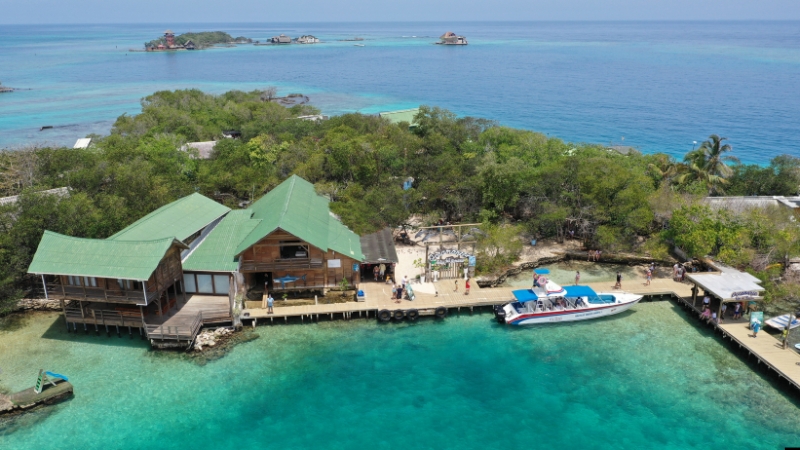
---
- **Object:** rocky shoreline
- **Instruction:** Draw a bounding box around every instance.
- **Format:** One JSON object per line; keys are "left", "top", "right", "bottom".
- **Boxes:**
{"left": 13, "top": 298, "right": 62, "bottom": 312}
{"left": 477, "top": 252, "right": 677, "bottom": 288}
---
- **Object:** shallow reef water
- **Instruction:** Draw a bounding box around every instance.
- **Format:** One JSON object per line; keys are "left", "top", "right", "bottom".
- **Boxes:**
{"left": 1, "top": 303, "right": 798, "bottom": 450}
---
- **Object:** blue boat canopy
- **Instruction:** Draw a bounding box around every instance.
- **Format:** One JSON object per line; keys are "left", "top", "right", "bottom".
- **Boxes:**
{"left": 563, "top": 285, "right": 598, "bottom": 298}
{"left": 534, "top": 268, "right": 550, "bottom": 275}
{"left": 512, "top": 289, "right": 539, "bottom": 303}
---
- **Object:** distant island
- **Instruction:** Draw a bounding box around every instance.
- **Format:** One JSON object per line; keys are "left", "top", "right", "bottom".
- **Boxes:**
{"left": 144, "top": 30, "right": 252, "bottom": 51}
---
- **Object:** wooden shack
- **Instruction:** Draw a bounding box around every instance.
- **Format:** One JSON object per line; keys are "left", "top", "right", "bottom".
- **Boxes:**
{"left": 438, "top": 31, "right": 468, "bottom": 45}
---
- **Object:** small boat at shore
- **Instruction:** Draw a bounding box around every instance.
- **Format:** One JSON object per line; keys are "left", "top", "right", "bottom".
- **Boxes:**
{"left": 494, "top": 276, "right": 642, "bottom": 325}
{"left": 765, "top": 313, "right": 799, "bottom": 330}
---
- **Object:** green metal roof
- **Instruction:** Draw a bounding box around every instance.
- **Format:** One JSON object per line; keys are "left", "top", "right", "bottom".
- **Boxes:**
{"left": 182, "top": 210, "right": 260, "bottom": 272}
{"left": 109, "top": 193, "right": 230, "bottom": 242}
{"left": 28, "top": 231, "right": 187, "bottom": 281}
{"left": 328, "top": 215, "right": 364, "bottom": 260}
{"left": 379, "top": 108, "right": 419, "bottom": 126}
{"left": 233, "top": 175, "right": 363, "bottom": 260}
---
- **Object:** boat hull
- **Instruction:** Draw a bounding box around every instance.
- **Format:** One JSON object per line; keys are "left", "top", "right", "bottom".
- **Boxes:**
{"left": 503, "top": 293, "right": 642, "bottom": 325}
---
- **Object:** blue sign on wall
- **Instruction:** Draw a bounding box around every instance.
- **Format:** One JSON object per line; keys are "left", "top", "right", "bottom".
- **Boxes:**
{"left": 353, "top": 264, "right": 360, "bottom": 272}
{"left": 468, "top": 256, "right": 476, "bottom": 267}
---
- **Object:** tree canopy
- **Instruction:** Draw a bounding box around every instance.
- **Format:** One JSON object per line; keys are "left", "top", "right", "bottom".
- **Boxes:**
{"left": 0, "top": 88, "right": 798, "bottom": 311}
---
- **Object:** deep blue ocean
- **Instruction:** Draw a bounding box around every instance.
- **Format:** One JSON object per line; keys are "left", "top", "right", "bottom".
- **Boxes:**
{"left": 1, "top": 22, "right": 799, "bottom": 163}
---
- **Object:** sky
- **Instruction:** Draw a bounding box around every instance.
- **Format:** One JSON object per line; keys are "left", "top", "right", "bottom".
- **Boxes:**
{"left": 0, "top": 0, "right": 799, "bottom": 23}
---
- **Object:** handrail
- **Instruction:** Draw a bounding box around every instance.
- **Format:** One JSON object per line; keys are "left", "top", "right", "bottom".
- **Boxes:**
{"left": 145, "top": 308, "right": 232, "bottom": 341}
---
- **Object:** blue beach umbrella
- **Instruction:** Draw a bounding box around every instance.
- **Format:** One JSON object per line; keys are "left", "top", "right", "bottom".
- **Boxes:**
{"left": 534, "top": 268, "right": 550, "bottom": 275}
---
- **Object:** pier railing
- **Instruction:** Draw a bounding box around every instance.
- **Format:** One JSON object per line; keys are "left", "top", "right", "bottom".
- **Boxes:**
{"left": 145, "top": 308, "right": 232, "bottom": 343}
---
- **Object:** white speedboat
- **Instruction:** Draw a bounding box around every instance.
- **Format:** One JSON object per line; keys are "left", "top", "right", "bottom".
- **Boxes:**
{"left": 494, "top": 279, "right": 642, "bottom": 325}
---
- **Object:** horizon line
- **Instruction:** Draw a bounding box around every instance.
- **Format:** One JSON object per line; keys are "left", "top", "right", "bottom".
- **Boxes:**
{"left": 3, "top": 19, "right": 800, "bottom": 25}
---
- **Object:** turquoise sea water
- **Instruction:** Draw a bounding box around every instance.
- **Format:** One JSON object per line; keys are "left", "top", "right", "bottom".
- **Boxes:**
{"left": 1, "top": 304, "right": 798, "bottom": 449}
{"left": 1, "top": 22, "right": 800, "bottom": 163}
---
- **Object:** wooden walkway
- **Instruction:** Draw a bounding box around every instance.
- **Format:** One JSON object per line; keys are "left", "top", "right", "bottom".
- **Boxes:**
{"left": 673, "top": 296, "right": 800, "bottom": 393}
{"left": 241, "top": 277, "right": 694, "bottom": 323}
{"left": 718, "top": 321, "right": 800, "bottom": 390}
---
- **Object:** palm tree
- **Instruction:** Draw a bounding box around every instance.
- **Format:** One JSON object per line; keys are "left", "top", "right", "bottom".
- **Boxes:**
{"left": 678, "top": 134, "right": 739, "bottom": 195}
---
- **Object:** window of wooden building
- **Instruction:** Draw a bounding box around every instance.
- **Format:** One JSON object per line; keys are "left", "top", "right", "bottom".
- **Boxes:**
{"left": 183, "top": 273, "right": 230, "bottom": 295}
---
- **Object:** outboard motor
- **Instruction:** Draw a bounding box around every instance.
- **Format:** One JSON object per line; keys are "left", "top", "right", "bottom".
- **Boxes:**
{"left": 494, "top": 304, "right": 507, "bottom": 324}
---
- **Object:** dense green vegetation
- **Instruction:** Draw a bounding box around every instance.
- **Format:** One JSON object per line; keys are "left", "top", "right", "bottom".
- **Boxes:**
{"left": 145, "top": 31, "right": 250, "bottom": 49}
{"left": 1, "top": 88, "right": 799, "bottom": 312}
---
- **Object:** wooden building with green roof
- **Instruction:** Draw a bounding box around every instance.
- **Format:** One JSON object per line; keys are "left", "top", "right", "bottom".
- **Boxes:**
{"left": 28, "top": 192, "right": 231, "bottom": 343}
{"left": 182, "top": 175, "right": 364, "bottom": 297}
{"left": 27, "top": 176, "right": 364, "bottom": 346}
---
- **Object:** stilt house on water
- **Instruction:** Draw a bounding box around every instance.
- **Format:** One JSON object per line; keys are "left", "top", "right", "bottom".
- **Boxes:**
{"left": 269, "top": 34, "right": 292, "bottom": 44}
{"left": 28, "top": 176, "right": 365, "bottom": 348}
{"left": 438, "top": 31, "right": 468, "bottom": 45}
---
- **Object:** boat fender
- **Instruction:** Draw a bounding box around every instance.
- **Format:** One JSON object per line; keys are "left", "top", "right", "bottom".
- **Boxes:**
{"left": 392, "top": 310, "right": 406, "bottom": 321}
{"left": 435, "top": 306, "right": 448, "bottom": 319}
{"left": 378, "top": 309, "right": 392, "bottom": 322}
{"left": 406, "top": 309, "right": 419, "bottom": 321}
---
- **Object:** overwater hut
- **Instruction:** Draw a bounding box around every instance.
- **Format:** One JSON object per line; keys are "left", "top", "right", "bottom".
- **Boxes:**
{"left": 270, "top": 34, "right": 292, "bottom": 44}
{"left": 438, "top": 31, "right": 468, "bottom": 45}
{"left": 297, "top": 35, "right": 319, "bottom": 44}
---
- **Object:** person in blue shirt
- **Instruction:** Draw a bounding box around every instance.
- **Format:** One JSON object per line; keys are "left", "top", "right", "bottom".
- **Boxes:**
{"left": 267, "top": 293, "right": 274, "bottom": 314}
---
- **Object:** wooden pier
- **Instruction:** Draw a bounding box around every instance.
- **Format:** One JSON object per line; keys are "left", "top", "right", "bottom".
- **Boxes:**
{"left": 241, "top": 277, "right": 694, "bottom": 323}
{"left": 674, "top": 295, "right": 800, "bottom": 392}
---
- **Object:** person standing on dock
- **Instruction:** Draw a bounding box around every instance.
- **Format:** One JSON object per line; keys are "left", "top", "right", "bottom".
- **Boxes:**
{"left": 615, "top": 271, "right": 622, "bottom": 289}
{"left": 782, "top": 326, "right": 790, "bottom": 349}
{"left": 373, "top": 265, "right": 380, "bottom": 281}
{"left": 454, "top": 279, "right": 459, "bottom": 292}
{"left": 575, "top": 271, "right": 580, "bottom": 285}
{"left": 379, "top": 263, "right": 386, "bottom": 280}
{"left": 752, "top": 319, "right": 761, "bottom": 338}
{"left": 645, "top": 268, "right": 651, "bottom": 286}
{"left": 673, "top": 263, "right": 679, "bottom": 280}
{"left": 703, "top": 295, "right": 710, "bottom": 310}
{"left": 733, "top": 302, "right": 742, "bottom": 320}
{"left": 267, "top": 293, "right": 274, "bottom": 314}
{"left": 465, "top": 278, "right": 471, "bottom": 295}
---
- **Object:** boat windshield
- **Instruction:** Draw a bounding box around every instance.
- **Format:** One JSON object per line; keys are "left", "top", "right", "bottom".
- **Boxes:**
{"left": 587, "top": 294, "right": 616, "bottom": 305}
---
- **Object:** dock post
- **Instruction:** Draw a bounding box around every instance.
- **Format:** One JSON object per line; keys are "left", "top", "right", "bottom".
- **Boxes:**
{"left": 128, "top": 326, "right": 132, "bottom": 338}
{"left": 315, "top": 295, "right": 318, "bottom": 305}
{"left": 284, "top": 316, "right": 287, "bottom": 323}
{"left": 116, "top": 325, "right": 120, "bottom": 337}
